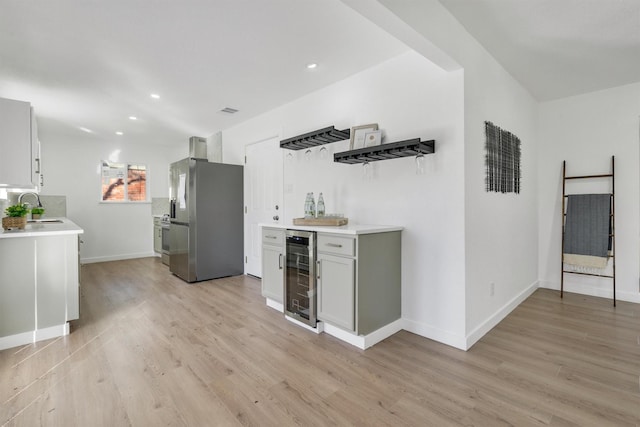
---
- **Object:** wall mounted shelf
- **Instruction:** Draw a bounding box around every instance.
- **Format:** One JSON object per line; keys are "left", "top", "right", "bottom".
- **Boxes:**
{"left": 280, "top": 126, "right": 350, "bottom": 150}
{"left": 333, "top": 139, "right": 435, "bottom": 164}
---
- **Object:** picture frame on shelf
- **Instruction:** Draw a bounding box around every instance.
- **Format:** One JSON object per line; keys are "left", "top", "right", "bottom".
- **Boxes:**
{"left": 363, "top": 130, "right": 382, "bottom": 147}
{"left": 350, "top": 123, "right": 378, "bottom": 150}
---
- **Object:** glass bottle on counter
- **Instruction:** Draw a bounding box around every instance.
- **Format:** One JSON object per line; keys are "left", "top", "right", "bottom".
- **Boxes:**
{"left": 317, "top": 193, "right": 325, "bottom": 217}
{"left": 304, "top": 193, "right": 311, "bottom": 218}
{"left": 309, "top": 192, "right": 316, "bottom": 218}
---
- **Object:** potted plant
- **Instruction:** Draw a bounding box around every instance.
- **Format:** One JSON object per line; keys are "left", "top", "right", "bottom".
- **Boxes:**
{"left": 31, "top": 207, "right": 45, "bottom": 219}
{"left": 2, "top": 203, "right": 29, "bottom": 230}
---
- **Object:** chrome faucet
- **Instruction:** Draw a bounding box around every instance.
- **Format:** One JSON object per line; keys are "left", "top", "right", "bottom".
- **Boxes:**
{"left": 18, "top": 192, "right": 43, "bottom": 208}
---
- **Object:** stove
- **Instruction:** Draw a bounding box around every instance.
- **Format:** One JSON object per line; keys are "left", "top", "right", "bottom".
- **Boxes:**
{"left": 161, "top": 214, "right": 170, "bottom": 265}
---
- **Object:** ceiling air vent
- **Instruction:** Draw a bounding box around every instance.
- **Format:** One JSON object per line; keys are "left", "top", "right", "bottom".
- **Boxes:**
{"left": 219, "top": 107, "right": 239, "bottom": 114}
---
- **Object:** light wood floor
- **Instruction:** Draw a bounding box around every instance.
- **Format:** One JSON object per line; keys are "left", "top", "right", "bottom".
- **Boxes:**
{"left": 1, "top": 257, "right": 639, "bottom": 426}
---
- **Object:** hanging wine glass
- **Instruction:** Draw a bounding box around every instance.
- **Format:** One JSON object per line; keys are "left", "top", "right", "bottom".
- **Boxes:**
{"left": 363, "top": 160, "right": 371, "bottom": 180}
{"left": 415, "top": 153, "right": 425, "bottom": 175}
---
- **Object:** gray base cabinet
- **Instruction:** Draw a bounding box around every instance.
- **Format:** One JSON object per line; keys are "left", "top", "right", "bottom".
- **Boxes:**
{"left": 153, "top": 217, "right": 162, "bottom": 253}
{"left": 36, "top": 236, "right": 75, "bottom": 328}
{"left": 0, "top": 238, "right": 36, "bottom": 337}
{"left": 261, "top": 227, "right": 284, "bottom": 303}
{"left": 317, "top": 231, "right": 401, "bottom": 335}
{"left": 261, "top": 226, "right": 401, "bottom": 336}
{"left": 317, "top": 253, "right": 355, "bottom": 330}
{"left": 0, "top": 234, "right": 80, "bottom": 340}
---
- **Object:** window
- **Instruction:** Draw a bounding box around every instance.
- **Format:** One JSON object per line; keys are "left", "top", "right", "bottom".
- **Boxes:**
{"left": 101, "top": 160, "right": 148, "bottom": 202}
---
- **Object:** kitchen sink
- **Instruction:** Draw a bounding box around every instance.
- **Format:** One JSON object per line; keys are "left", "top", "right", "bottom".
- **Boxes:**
{"left": 27, "top": 219, "right": 63, "bottom": 224}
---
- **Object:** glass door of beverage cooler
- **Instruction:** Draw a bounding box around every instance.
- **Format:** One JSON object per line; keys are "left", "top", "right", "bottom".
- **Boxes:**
{"left": 284, "top": 230, "right": 316, "bottom": 327}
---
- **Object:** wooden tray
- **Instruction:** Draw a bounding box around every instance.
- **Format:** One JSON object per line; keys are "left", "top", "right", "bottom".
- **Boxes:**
{"left": 292, "top": 217, "right": 348, "bottom": 226}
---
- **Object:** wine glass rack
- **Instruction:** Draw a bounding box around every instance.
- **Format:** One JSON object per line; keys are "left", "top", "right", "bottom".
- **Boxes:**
{"left": 279, "top": 125, "right": 436, "bottom": 164}
{"left": 333, "top": 138, "right": 435, "bottom": 164}
{"left": 280, "top": 126, "right": 350, "bottom": 150}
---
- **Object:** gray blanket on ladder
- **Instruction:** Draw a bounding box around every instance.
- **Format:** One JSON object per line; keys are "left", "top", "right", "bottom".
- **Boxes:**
{"left": 564, "top": 193, "right": 611, "bottom": 257}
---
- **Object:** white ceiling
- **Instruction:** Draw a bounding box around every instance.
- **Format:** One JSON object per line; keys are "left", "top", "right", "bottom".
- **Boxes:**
{"left": 438, "top": 0, "right": 640, "bottom": 101}
{"left": 1, "top": 1, "right": 638, "bottom": 148}
{"left": 0, "top": 0, "right": 408, "bottom": 146}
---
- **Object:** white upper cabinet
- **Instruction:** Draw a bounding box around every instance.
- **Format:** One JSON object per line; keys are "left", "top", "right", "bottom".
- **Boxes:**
{"left": 0, "top": 97, "right": 40, "bottom": 189}
{"left": 31, "top": 107, "right": 41, "bottom": 188}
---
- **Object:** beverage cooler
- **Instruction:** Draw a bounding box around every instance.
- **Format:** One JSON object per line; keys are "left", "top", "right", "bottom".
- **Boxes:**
{"left": 284, "top": 230, "right": 317, "bottom": 327}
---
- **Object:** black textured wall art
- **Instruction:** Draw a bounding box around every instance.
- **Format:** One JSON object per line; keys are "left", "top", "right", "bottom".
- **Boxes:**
{"left": 484, "top": 121, "right": 521, "bottom": 194}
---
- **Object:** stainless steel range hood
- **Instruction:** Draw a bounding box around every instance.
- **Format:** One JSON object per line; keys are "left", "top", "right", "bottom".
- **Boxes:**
{"left": 189, "top": 136, "right": 207, "bottom": 160}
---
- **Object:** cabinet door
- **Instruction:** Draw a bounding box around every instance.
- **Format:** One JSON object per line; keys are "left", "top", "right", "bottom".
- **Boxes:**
{"left": 261, "top": 244, "right": 283, "bottom": 302}
{"left": 0, "top": 98, "right": 32, "bottom": 186}
{"left": 154, "top": 226, "right": 162, "bottom": 253}
{"left": 0, "top": 238, "right": 36, "bottom": 337}
{"left": 36, "top": 236, "right": 72, "bottom": 328}
{"left": 67, "top": 236, "right": 80, "bottom": 321}
{"left": 317, "top": 253, "right": 355, "bottom": 331}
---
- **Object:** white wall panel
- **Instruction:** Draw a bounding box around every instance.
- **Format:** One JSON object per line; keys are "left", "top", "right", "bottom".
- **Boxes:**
{"left": 40, "top": 138, "right": 177, "bottom": 263}
{"left": 538, "top": 82, "right": 640, "bottom": 303}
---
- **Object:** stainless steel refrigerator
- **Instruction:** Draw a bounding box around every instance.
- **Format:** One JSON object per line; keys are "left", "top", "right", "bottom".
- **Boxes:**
{"left": 169, "top": 158, "right": 243, "bottom": 283}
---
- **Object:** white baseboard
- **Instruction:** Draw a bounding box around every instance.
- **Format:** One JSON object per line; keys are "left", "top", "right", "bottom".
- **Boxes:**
{"left": 285, "top": 315, "right": 324, "bottom": 334}
{"left": 465, "top": 280, "right": 539, "bottom": 350}
{"left": 323, "top": 318, "right": 403, "bottom": 350}
{"left": 403, "top": 318, "right": 467, "bottom": 350}
{"left": 81, "top": 251, "right": 155, "bottom": 264}
{"left": 537, "top": 280, "right": 556, "bottom": 290}
{"left": 0, "top": 331, "right": 35, "bottom": 351}
{"left": 0, "top": 323, "right": 69, "bottom": 351}
{"left": 615, "top": 290, "right": 640, "bottom": 304}
{"left": 266, "top": 298, "right": 284, "bottom": 313}
{"left": 35, "top": 323, "right": 69, "bottom": 342}
{"left": 539, "top": 279, "right": 640, "bottom": 304}
{"left": 363, "top": 318, "right": 404, "bottom": 349}
{"left": 323, "top": 323, "right": 365, "bottom": 348}
{"left": 284, "top": 314, "right": 324, "bottom": 334}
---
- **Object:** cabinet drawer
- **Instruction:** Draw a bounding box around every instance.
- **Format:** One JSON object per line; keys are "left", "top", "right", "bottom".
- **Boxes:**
{"left": 317, "top": 234, "right": 355, "bottom": 257}
{"left": 262, "top": 228, "right": 284, "bottom": 246}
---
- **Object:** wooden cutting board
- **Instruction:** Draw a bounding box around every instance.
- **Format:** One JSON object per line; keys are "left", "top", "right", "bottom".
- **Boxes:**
{"left": 292, "top": 217, "right": 349, "bottom": 226}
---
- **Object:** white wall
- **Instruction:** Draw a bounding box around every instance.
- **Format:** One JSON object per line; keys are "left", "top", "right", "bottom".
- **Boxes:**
{"left": 538, "top": 82, "right": 640, "bottom": 303}
{"left": 40, "top": 136, "right": 180, "bottom": 263}
{"left": 371, "top": 0, "right": 539, "bottom": 348}
{"left": 462, "top": 51, "right": 539, "bottom": 346}
{"left": 223, "top": 51, "right": 468, "bottom": 347}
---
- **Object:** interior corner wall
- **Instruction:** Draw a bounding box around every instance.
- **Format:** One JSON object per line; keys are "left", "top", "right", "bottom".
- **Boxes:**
{"left": 538, "top": 82, "right": 640, "bottom": 303}
{"left": 373, "top": 0, "right": 539, "bottom": 348}
{"left": 223, "top": 51, "right": 468, "bottom": 348}
{"left": 462, "top": 61, "right": 539, "bottom": 348}
{"left": 39, "top": 133, "right": 177, "bottom": 263}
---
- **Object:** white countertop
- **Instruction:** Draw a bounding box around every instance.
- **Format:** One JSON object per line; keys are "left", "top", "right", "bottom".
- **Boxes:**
{"left": 0, "top": 218, "right": 84, "bottom": 239}
{"left": 260, "top": 222, "right": 402, "bottom": 235}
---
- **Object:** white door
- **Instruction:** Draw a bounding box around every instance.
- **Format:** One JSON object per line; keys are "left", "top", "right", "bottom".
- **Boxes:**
{"left": 245, "top": 136, "right": 283, "bottom": 277}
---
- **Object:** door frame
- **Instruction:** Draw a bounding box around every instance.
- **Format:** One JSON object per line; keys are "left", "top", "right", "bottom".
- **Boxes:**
{"left": 244, "top": 135, "right": 284, "bottom": 277}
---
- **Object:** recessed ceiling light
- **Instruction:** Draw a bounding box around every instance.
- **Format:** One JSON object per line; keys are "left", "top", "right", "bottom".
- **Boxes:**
{"left": 129, "top": 116, "right": 137, "bottom": 120}
{"left": 79, "top": 127, "right": 93, "bottom": 133}
{"left": 150, "top": 93, "right": 160, "bottom": 99}
{"left": 306, "top": 63, "right": 318, "bottom": 69}
{"left": 115, "top": 131, "right": 124, "bottom": 136}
